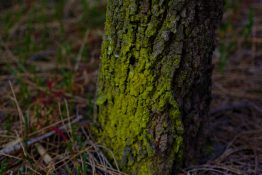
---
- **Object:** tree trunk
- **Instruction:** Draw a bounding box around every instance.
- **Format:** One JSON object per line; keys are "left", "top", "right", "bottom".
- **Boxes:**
{"left": 95, "top": 0, "right": 223, "bottom": 174}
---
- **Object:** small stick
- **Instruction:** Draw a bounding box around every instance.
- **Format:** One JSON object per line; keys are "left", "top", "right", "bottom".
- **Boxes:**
{"left": 0, "top": 116, "right": 82, "bottom": 158}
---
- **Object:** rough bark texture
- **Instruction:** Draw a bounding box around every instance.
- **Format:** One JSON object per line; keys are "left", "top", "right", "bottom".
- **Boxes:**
{"left": 95, "top": 0, "right": 223, "bottom": 174}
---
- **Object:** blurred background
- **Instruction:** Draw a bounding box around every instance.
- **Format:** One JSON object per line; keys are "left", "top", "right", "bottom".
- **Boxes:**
{"left": 0, "top": 0, "right": 261, "bottom": 174}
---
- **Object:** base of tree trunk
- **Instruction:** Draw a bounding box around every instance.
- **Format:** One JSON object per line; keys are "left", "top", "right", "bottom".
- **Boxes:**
{"left": 95, "top": 0, "right": 224, "bottom": 174}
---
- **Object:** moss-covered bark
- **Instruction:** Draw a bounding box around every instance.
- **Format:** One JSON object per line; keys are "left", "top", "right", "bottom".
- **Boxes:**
{"left": 95, "top": 0, "right": 223, "bottom": 174}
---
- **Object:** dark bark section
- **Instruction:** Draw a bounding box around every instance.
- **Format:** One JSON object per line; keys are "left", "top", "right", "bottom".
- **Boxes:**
{"left": 172, "top": 0, "right": 224, "bottom": 166}
{"left": 96, "top": 0, "right": 223, "bottom": 174}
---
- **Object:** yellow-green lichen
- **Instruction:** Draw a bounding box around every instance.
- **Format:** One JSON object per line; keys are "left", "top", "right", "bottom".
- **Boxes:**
{"left": 95, "top": 0, "right": 184, "bottom": 174}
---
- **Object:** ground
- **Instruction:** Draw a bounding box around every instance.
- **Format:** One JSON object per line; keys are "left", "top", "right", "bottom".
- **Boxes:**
{"left": 0, "top": 0, "right": 261, "bottom": 175}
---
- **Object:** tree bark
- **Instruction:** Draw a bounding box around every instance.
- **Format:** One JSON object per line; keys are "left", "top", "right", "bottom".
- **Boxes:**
{"left": 95, "top": 0, "right": 223, "bottom": 174}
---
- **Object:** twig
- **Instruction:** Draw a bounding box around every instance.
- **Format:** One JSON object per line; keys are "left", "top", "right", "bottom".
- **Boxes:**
{"left": 0, "top": 115, "right": 82, "bottom": 158}
{"left": 35, "top": 143, "right": 53, "bottom": 165}
{"left": 186, "top": 164, "right": 242, "bottom": 175}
